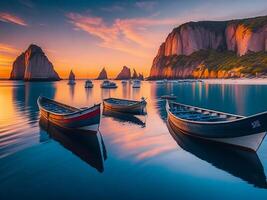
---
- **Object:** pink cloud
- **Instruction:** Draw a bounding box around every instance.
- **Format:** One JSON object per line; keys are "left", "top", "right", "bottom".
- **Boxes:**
{"left": 0, "top": 43, "right": 19, "bottom": 54}
{"left": 67, "top": 12, "right": 177, "bottom": 57}
{"left": 0, "top": 12, "right": 28, "bottom": 26}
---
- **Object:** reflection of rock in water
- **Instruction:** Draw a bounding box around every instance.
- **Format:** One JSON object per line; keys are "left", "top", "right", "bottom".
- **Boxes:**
{"left": 12, "top": 82, "right": 56, "bottom": 123}
{"left": 103, "top": 109, "right": 146, "bottom": 127}
{"left": 167, "top": 119, "right": 267, "bottom": 189}
{"left": 39, "top": 118, "right": 106, "bottom": 173}
{"left": 69, "top": 84, "right": 75, "bottom": 99}
{"left": 85, "top": 87, "right": 93, "bottom": 100}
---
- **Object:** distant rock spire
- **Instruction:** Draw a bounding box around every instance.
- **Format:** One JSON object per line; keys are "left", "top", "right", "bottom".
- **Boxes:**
{"left": 115, "top": 66, "right": 131, "bottom": 80}
{"left": 69, "top": 70, "right": 75, "bottom": 80}
{"left": 96, "top": 67, "right": 108, "bottom": 80}
{"left": 132, "top": 68, "right": 138, "bottom": 79}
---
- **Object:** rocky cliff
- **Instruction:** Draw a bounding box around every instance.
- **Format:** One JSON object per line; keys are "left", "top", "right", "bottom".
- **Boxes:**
{"left": 115, "top": 66, "right": 131, "bottom": 80}
{"left": 10, "top": 44, "right": 60, "bottom": 81}
{"left": 149, "top": 15, "right": 267, "bottom": 79}
{"left": 96, "top": 67, "right": 108, "bottom": 80}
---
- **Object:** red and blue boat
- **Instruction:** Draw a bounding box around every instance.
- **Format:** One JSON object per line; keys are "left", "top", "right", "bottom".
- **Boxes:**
{"left": 37, "top": 96, "right": 101, "bottom": 131}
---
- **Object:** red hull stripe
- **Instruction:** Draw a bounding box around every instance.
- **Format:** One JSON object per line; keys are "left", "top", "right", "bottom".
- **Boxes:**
{"left": 62, "top": 108, "right": 100, "bottom": 122}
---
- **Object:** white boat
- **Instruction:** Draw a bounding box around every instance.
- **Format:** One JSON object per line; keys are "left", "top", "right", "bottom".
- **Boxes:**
{"left": 101, "top": 80, "right": 117, "bottom": 89}
{"left": 85, "top": 80, "right": 93, "bottom": 88}
{"left": 132, "top": 79, "right": 141, "bottom": 88}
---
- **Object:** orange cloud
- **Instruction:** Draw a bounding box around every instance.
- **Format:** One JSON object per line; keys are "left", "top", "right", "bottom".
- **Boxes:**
{"left": 67, "top": 13, "right": 177, "bottom": 57}
{"left": 0, "top": 12, "right": 28, "bottom": 26}
{"left": 0, "top": 43, "right": 19, "bottom": 55}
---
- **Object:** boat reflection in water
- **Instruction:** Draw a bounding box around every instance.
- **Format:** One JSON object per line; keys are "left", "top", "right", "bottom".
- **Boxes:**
{"left": 103, "top": 109, "right": 146, "bottom": 127}
{"left": 39, "top": 117, "right": 107, "bottom": 173}
{"left": 167, "top": 119, "right": 267, "bottom": 189}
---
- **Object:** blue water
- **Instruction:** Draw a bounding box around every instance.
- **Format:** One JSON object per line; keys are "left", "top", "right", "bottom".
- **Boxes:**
{"left": 0, "top": 80, "right": 267, "bottom": 199}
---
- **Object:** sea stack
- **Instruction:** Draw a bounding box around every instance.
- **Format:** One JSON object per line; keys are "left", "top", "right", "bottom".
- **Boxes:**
{"left": 10, "top": 44, "right": 60, "bottom": 81}
{"left": 132, "top": 69, "right": 138, "bottom": 79}
{"left": 138, "top": 73, "right": 144, "bottom": 80}
{"left": 69, "top": 70, "right": 75, "bottom": 80}
{"left": 68, "top": 70, "right": 76, "bottom": 85}
{"left": 115, "top": 66, "right": 131, "bottom": 80}
{"left": 96, "top": 67, "right": 108, "bottom": 80}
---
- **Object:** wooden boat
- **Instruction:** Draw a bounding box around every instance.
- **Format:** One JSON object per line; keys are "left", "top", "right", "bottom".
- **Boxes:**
{"left": 37, "top": 96, "right": 101, "bottom": 131}
{"left": 103, "top": 97, "right": 147, "bottom": 114}
{"left": 166, "top": 101, "right": 267, "bottom": 151}
{"left": 39, "top": 117, "right": 107, "bottom": 172}
{"left": 167, "top": 119, "right": 267, "bottom": 188}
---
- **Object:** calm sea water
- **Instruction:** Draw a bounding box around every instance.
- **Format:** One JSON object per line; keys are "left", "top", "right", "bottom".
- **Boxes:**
{"left": 0, "top": 80, "right": 267, "bottom": 199}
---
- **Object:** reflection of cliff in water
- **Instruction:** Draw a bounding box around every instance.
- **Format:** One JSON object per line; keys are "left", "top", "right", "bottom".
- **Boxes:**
{"left": 12, "top": 82, "right": 56, "bottom": 123}
{"left": 39, "top": 118, "right": 107, "bottom": 173}
{"left": 103, "top": 109, "right": 146, "bottom": 127}
{"left": 167, "top": 120, "right": 267, "bottom": 189}
{"left": 150, "top": 83, "right": 175, "bottom": 122}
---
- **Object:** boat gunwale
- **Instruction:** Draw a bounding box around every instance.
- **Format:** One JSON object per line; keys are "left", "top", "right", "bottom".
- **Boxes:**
{"left": 103, "top": 97, "right": 145, "bottom": 106}
{"left": 167, "top": 101, "right": 267, "bottom": 125}
{"left": 38, "top": 96, "right": 101, "bottom": 117}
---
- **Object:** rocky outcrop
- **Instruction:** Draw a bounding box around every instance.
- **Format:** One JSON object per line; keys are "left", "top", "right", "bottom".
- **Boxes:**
{"left": 10, "top": 53, "right": 25, "bottom": 80}
{"left": 132, "top": 69, "right": 138, "bottom": 79}
{"left": 10, "top": 44, "right": 60, "bottom": 81}
{"left": 115, "top": 66, "right": 131, "bottom": 80}
{"left": 96, "top": 67, "right": 108, "bottom": 80}
{"left": 138, "top": 73, "right": 144, "bottom": 80}
{"left": 68, "top": 70, "right": 75, "bottom": 80}
{"left": 150, "top": 15, "right": 267, "bottom": 79}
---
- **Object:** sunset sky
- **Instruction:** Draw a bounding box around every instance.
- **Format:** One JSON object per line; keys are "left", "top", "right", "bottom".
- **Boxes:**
{"left": 0, "top": 0, "right": 267, "bottom": 79}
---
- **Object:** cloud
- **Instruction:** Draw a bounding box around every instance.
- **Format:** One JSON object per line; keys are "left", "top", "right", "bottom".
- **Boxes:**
{"left": 0, "top": 43, "right": 19, "bottom": 55}
{"left": 135, "top": 1, "right": 157, "bottom": 11}
{"left": 67, "top": 12, "right": 177, "bottom": 57}
{"left": 18, "top": 0, "right": 34, "bottom": 8}
{"left": 0, "top": 12, "right": 28, "bottom": 26}
{"left": 101, "top": 5, "right": 124, "bottom": 12}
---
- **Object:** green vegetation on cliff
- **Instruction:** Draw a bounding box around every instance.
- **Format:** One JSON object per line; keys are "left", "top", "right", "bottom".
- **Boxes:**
{"left": 159, "top": 50, "right": 267, "bottom": 77}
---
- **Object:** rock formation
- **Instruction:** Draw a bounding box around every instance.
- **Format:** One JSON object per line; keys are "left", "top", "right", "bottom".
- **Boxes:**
{"left": 138, "top": 73, "right": 144, "bottom": 80}
{"left": 9, "top": 53, "right": 25, "bottom": 80}
{"left": 149, "top": 15, "right": 267, "bottom": 79}
{"left": 68, "top": 70, "right": 75, "bottom": 80}
{"left": 115, "top": 66, "right": 131, "bottom": 80}
{"left": 132, "top": 69, "right": 138, "bottom": 79}
{"left": 10, "top": 44, "right": 60, "bottom": 81}
{"left": 96, "top": 67, "right": 108, "bottom": 80}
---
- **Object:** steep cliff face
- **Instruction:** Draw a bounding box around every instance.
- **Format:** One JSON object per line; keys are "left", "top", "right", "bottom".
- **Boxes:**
{"left": 10, "top": 53, "right": 25, "bottom": 80}
{"left": 226, "top": 23, "right": 267, "bottom": 56}
{"left": 150, "top": 15, "right": 267, "bottom": 79}
{"left": 10, "top": 44, "right": 60, "bottom": 81}
{"left": 115, "top": 66, "right": 131, "bottom": 80}
{"left": 96, "top": 67, "right": 108, "bottom": 80}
